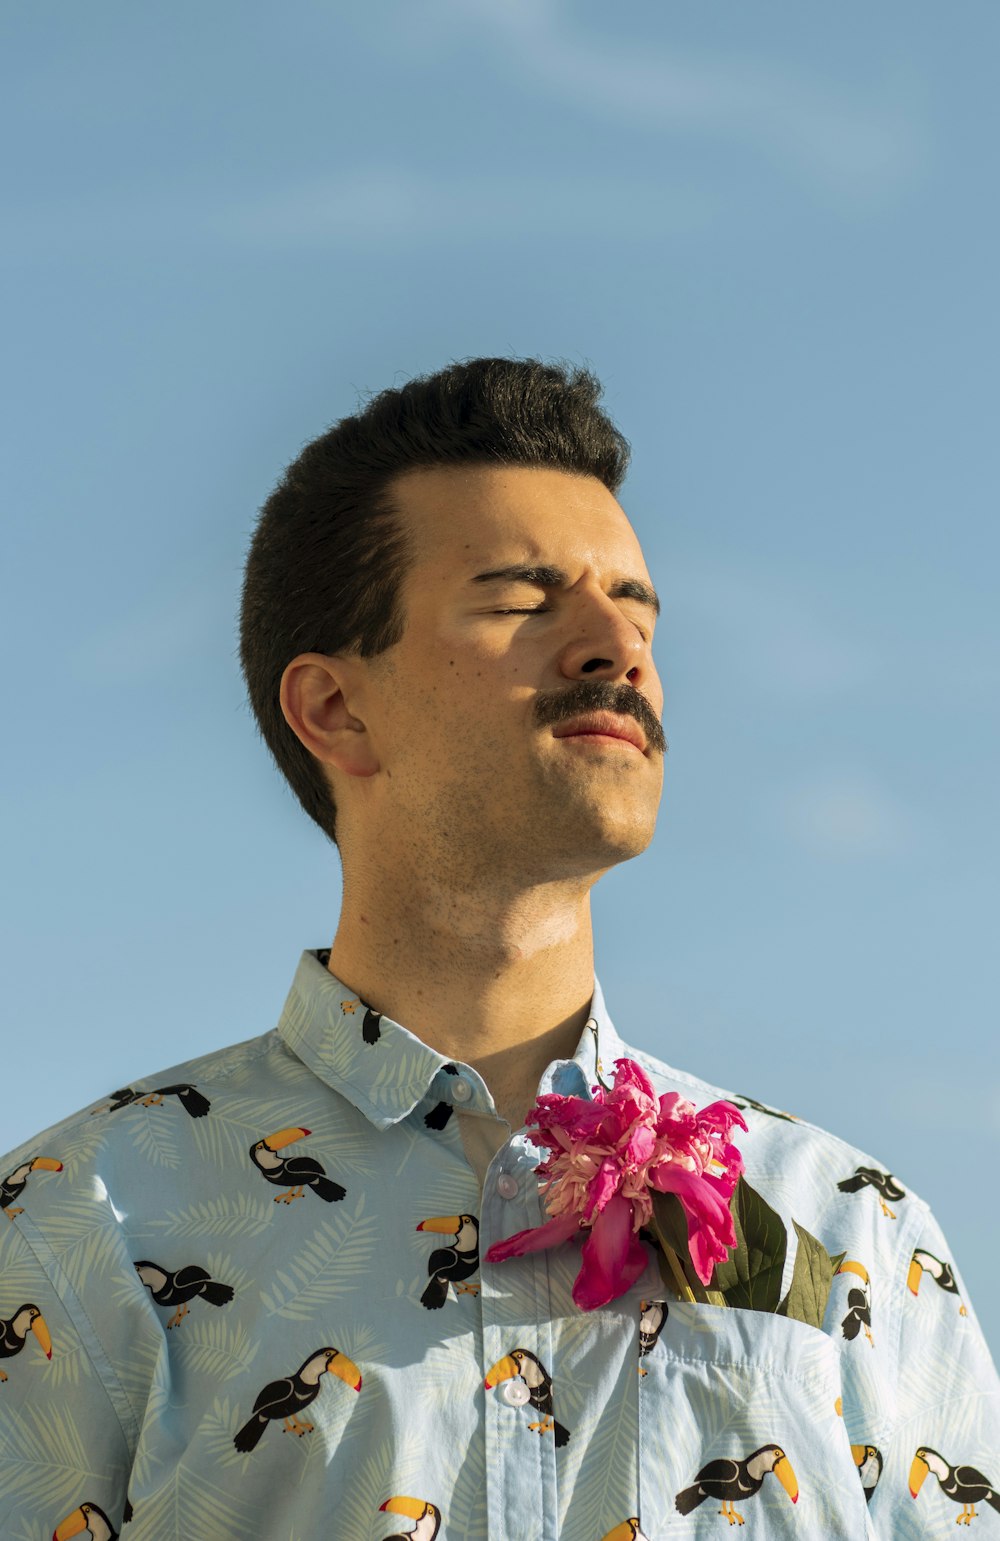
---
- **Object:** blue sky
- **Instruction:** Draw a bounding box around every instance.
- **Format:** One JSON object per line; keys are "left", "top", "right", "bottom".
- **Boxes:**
{"left": 3, "top": 1, "right": 998, "bottom": 1357}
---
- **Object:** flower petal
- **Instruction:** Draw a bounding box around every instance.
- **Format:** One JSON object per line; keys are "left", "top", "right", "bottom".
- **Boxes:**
{"left": 572, "top": 1193, "right": 648, "bottom": 1309}
{"left": 482, "top": 1210, "right": 579, "bottom": 1263}
{"left": 529, "top": 1092, "right": 606, "bottom": 1137}
{"left": 648, "top": 1162, "right": 737, "bottom": 1285}
{"left": 609, "top": 1057, "right": 657, "bottom": 1102}
{"left": 698, "top": 1099, "right": 749, "bottom": 1137}
{"left": 583, "top": 1154, "right": 621, "bottom": 1221}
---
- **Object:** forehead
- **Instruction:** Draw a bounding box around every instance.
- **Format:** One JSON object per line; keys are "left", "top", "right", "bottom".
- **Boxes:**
{"left": 389, "top": 464, "right": 649, "bottom": 579}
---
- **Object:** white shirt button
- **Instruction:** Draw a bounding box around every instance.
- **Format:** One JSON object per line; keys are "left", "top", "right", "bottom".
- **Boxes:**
{"left": 501, "top": 1378, "right": 530, "bottom": 1406}
{"left": 451, "top": 1076, "right": 472, "bottom": 1102}
{"left": 497, "top": 1173, "right": 518, "bottom": 1199}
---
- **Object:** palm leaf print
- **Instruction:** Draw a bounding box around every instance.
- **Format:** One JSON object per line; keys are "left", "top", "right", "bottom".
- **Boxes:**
{"left": 197, "top": 1396, "right": 256, "bottom": 1473}
{"left": 172, "top": 1313, "right": 261, "bottom": 1384}
{"left": 123, "top": 1451, "right": 255, "bottom": 1541}
{"left": 52, "top": 1119, "right": 112, "bottom": 1182}
{"left": 148, "top": 1192, "right": 274, "bottom": 1240}
{"left": 258, "top": 1196, "right": 379, "bottom": 1321}
{"left": 560, "top": 1351, "right": 639, "bottom": 1534}
{"left": 30, "top": 1338, "right": 89, "bottom": 1393}
{"left": 130, "top": 1106, "right": 182, "bottom": 1170}
{"left": 40, "top": 1204, "right": 125, "bottom": 1293}
{"left": 9, "top": 1518, "right": 58, "bottom": 1541}
{"left": 320, "top": 1422, "right": 428, "bottom": 1541}
{"left": 0, "top": 1398, "right": 116, "bottom": 1514}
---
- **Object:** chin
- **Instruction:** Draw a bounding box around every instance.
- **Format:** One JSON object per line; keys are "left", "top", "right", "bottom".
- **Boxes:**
{"left": 545, "top": 812, "right": 659, "bottom": 873}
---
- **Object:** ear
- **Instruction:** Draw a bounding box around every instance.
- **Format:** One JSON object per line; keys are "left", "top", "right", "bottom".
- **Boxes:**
{"left": 279, "top": 653, "right": 379, "bottom": 779}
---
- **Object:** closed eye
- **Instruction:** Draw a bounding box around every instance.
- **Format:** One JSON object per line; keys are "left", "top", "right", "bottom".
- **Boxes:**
{"left": 492, "top": 604, "right": 650, "bottom": 641}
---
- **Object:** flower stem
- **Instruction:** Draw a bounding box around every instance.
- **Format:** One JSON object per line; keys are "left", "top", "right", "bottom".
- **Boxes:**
{"left": 663, "top": 1243, "right": 698, "bottom": 1304}
{"left": 650, "top": 1213, "right": 697, "bottom": 1304}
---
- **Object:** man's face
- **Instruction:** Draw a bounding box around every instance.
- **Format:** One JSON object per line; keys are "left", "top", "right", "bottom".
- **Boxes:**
{"left": 344, "top": 463, "right": 665, "bottom": 885}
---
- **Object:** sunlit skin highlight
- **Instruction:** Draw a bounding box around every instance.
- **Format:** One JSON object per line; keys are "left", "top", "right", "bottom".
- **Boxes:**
{"left": 280, "top": 465, "right": 666, "bottom": 1130}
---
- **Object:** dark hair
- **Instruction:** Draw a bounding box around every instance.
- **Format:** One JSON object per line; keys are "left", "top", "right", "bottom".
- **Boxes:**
{"left": 237, "top": 355, "right": 632, "bottom": 846}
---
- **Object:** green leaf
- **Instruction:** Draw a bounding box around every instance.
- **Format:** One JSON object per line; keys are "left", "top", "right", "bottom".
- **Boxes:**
{"left": 710, "top": 1176, "right": 787, "bottom": 1312}
{"left": 776, "top": 1221, "right": 842, "bottom": 1329}
{"left": 649, "top": 1191, "right": 728, "bottom": 1307}
{"left": 650, "top": 1193, "right": 703, "bottom": 1301}
{"left": 650, "top": 1189, "right": 691, "bottom": 1257}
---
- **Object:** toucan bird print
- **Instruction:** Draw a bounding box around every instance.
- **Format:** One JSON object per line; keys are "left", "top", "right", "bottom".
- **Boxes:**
{"left": 732, "top": 1094, "right": 799, "bottom": 1124}
{"left": 424, "top": 1064, "right": 462, "bottom": 1130}
{"left": 134, "top": 1260, "right": 235, "bottom": 1328}
{"left": 362, "top": 1006, "right": 383, "bottom": 1043}
{"left": 836, "top": 1165, "right": 906, "bottom": 1218}
{"left": 248, "top": 1126, "right": 346, "bottom": 1204}
{"left": 836, "top": 1260, "right": 874, "bottom": 1346}
{"left": 908, "top": 1248, "right": 967, "bottom": 1314}
{"left": 1, "top": 1156, "right": 62, "bottom": 1218}
{"left": 910, "top": 1447, "right": 1000, "bottom": 1524}
{"left": 337, "top": 994, "right": 384, "bottom": 1042}
{"left": 233, "top": 1347, "right": 362, "bottom": 1451}
{"left": 416, "top": 1214, "right": 479, "bottom": 1306}
{"left": 600, "top": 1523, "right": 649, "bottom": 1541}
{"left": 52, "top": 1503, "right": 118, "bottom": 1540}
{"left": 378, "top": 1496, "right": 441, "bottom": 1539}
{"left": 485, "top": 1348, "right": 569, "bottom": 1445}
{"left": 851, "top": 1444, "right": 884, "bottom": 1505}
{"left": 93, "top": 1083, "right": 210, "bottom": 1118}
{"left": 0, "top": 1303, "right": 52, "bottom": 1378}
{"left": 676, "top": 1445, "right": 798, "bottom": 1526}
{"left": 638, "top": 1299, "right": 668, "bottom": 1374}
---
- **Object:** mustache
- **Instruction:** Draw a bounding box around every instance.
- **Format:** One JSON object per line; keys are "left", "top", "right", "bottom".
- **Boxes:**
{"left": 534, "top": 680, "right": 667, "bottom": 755}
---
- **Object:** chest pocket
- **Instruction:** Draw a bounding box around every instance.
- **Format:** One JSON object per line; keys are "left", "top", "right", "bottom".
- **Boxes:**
{"left": 635, "top": 1300, "right": 875, "bottom": 1538}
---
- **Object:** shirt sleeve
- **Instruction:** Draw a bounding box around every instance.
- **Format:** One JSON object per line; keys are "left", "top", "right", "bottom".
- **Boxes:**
{"left": 872, "top": 1196, "right": 1000, "bottom": 1534}
{"left": 0, "top": 1216, "right": 132, "bottom": 1536}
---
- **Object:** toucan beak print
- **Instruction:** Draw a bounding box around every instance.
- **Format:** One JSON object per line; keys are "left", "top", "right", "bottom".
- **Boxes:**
{"left": 327, "top": 1350, "right": 363, "bottom": 1390}
{"left": 773, "top": 1455, "right": 799, "bottom": 1504}
{"left": 32, "top": 1311, "right": 52, "bottom": 1358}
{"left": 484, "top": 1353, "right": 521, "bottom": 1389}
{"left": 263, "top": 1126, "right": 311, "bottom": 1151}
{"left": 52, "top": 1502, "right": 118, "bottom": 1541}
{"left": 378, "top": 1495, "right": 441, "bottom": 1539}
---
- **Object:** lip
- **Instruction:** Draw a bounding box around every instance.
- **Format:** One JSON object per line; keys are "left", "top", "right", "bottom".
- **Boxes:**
{"left": 551, "top": 712, "right": 647, "bottom": 754}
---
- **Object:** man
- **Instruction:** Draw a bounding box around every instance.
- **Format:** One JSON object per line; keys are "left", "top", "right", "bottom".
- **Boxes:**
{"left": 1, "top": 357, "right": 997, "bottom": 1540}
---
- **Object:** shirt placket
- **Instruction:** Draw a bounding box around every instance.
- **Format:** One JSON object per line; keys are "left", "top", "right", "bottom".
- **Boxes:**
{"left": 480, "top": 1129, "right": 559, "bottom": 1541}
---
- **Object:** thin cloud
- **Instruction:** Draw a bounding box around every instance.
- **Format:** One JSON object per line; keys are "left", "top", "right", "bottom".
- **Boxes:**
{"left": 211, "top": 168, "right": 715, "bottom": 249}
{"left": 775, "top": 769, "right": 917, "bottom": 859}
{"left": 397, "top": 0, "right": 930, "bottom": 204}
{"left": 6, "top": 168, "right": 715, "bottom": 259}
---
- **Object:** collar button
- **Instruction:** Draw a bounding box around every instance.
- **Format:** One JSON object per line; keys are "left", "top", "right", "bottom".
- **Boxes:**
{"left": 451, "top": 1076, "right": 472, "bottom": 1102}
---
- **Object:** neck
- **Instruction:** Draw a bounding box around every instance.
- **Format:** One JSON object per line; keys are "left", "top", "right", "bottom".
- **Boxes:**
{"left": 326, "top": 859, "right": 599, "bottom": 1118}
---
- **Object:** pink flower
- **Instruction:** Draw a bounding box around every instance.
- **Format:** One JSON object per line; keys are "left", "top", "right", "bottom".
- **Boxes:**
{"left": 484, "top": 1057, "right": 748, "bottom": 1310}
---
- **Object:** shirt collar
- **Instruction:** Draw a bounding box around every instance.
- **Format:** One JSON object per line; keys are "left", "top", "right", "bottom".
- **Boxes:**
{"left": 275, "top": 947, "right": 631, "bottom": 1130}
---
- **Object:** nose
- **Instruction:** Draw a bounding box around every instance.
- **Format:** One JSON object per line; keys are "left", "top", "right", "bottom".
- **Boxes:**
{"left": 557, "top": 585, "right": 655, "bottom": 692}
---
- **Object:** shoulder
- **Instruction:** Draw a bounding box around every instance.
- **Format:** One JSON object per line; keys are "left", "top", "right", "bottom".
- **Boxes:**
{"left": 622, "top": 1039, "right": 936, "bottom": 1267}
{"left": 0, "top": 1025, "right": 308, "bottom": 1204}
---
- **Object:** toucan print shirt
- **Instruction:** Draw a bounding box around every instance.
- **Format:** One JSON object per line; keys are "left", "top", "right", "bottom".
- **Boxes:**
{"left": 1, "top": 945, "right": 998, "bottom": 1540}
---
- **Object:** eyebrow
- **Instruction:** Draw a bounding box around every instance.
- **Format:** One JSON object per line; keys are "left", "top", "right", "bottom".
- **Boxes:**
{"left": 469, "top": 564, "right": 661, "bottom": 617}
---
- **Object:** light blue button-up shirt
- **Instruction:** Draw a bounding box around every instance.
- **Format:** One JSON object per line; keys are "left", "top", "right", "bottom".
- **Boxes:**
{"left": 1, "top": 946, "right": 998, "bottom": 1539}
